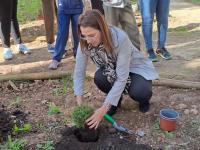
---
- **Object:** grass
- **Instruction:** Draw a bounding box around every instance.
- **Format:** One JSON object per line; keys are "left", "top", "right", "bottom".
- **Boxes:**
{"left": 36, "top": 141, "right": 54, "bottom": 150}
{"left": 52, "top": 75, "right": 73, "bottom": 96}
{"left": 191, "top": 0, "right": 200, "bottom": 4}
{"left": 17, "top": 0, "right": 42, "bottom": 23}
{"left": 168, "top": 26, "right": 189, "bottom": 32}
{"left": 13, "top": 123, "right": 32, "bottom": 135}
{"left": 0, "top": 135, "right": 26, "bottom": 150}
{"left": 48, "top": 102, "right": 61, "bottom": 115}
{"left": 8, "top": 97, "right": 22, "bottom": 108}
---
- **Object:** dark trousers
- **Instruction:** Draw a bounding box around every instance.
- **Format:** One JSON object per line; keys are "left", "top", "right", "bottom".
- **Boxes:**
{"left": 94, "top": 68, "right": 152, "bottom": 105}
{"left": 90, "top": 0, "right": 104, "bottom": 15}
{"left": 0, "top": 0, "right": 22, "bottom": 48}
{"left": 53, "top": 13, "right": 80, "bottom": 61}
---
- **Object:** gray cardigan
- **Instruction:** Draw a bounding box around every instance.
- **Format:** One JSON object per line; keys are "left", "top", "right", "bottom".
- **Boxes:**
{"left": 73, "top": 26, "right": 159, "bottom": 106}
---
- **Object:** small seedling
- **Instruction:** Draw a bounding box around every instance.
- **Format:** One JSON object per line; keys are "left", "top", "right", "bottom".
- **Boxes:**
{"left": 13, "top": 123, "right": 32, "bottom": 134}
{"left": 48, "top": 103, "right": 61, "bottom": 115}
{"left": 192, "top": 120, "right": 200, "bottom": 130}
{"left": 0, "top": 135, "right": 26, "bottom": 150}
{"left": 8, "top": 97, "right": 22, "bottom": 108}
{"left": 36, "top": 140, "right": 54, "bottom": 150}
{"left": 153, "top": 119, "right": 160, "bottom": 131}
{"left": 71, "top": 105, "right": 94, "bottom": 128}
{"left": 52, "top": 87, "right": 67, "bottom": 96}
{"left": 164, "top": 131, "right": 176, "bottom": 138}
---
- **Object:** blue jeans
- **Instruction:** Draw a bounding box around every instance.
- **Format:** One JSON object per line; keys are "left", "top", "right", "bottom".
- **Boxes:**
{"left": 139, "top": 0, "right": 170, "bottom": 50}
{"left": 53, "top": 13, "right": 80, "bottom": 61}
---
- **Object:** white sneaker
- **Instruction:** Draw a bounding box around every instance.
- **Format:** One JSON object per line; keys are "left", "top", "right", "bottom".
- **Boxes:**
{"left": 48, "top": 60, "right": 59, "bottom": 70}
{"left": 3, "top": 48, "right": 13, "bottom": 60}
{"left": 17, "top": 44, "right": 30, "bottom": 54}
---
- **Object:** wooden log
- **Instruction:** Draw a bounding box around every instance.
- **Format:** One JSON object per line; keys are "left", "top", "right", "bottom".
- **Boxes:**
{"left": 153, "top": 78, "right": 200, "bottom": 90}
{"left": 0, "top": 71, "right": 71, "bottom": 82}
{"left": 0, "top": 72, "right": 200, "bottom": 90}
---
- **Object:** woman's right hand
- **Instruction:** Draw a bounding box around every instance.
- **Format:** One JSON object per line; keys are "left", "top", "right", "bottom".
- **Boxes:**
{"left": 76, "top": 95, "right": 83, "bottom": 106}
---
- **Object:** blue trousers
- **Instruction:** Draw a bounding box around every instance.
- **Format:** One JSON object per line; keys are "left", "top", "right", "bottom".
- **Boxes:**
{"left": 53, "top": 13, "right": 80, "bottom": 61}
{"left": 139, "top": 0, "right": 170, "bottom": 50}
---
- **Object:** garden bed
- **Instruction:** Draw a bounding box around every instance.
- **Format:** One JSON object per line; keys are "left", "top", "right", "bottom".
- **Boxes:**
{"left": 0, "top": 76, "right": 200, "bottom": 149}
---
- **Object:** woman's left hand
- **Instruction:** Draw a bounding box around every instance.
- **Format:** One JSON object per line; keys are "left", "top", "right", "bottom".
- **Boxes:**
{"left": 86, "top": 105, "right": 108, "bottom": 129}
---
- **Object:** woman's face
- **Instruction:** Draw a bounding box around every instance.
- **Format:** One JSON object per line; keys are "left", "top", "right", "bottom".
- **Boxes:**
{"left": 80, "top": 26, "right": 102, "bottom": 47}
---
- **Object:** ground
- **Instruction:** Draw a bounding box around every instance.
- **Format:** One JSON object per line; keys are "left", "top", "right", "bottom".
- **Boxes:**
{"left": 0, "top": 0, "right": 200, "bottom": 150}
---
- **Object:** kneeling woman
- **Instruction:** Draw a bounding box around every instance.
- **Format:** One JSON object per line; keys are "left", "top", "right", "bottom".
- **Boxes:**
{"left": 73, "top": 10, "right": 159, "bottom": 129}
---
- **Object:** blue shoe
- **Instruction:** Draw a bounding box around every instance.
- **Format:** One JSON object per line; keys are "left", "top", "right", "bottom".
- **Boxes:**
{"left": 156, "top": 47, "right": 172, "bottom": 60}
{"left": 148, "top": 49, "right": 158, "bottom": 62}
{"left": 47, "top": 43, "right": 55, "bottom": 53}
{"left": 18, "top": 44, "right": 30, "bottom": 54}
{"left": 3, "top": 48, "right": 13, "bottom": 60}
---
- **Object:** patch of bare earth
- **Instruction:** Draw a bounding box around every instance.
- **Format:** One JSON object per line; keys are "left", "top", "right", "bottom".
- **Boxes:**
{"left": 0, "top": 78, "right": 199, "bottom": 149}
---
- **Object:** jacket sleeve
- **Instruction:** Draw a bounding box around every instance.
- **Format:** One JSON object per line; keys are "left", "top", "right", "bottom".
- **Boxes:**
{"left": 73, "top": 44, "right": 88, "bottom": 96}
{"left": 104, "top": 37, "right": 132, "bottom": 106}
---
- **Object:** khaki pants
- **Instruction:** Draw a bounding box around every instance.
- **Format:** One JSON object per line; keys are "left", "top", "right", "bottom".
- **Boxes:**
{"left": 41, "top": 0, "right": 56, "bottom": 44}
{"left": 104, "top": 3, "right": 140, "bottom": 50}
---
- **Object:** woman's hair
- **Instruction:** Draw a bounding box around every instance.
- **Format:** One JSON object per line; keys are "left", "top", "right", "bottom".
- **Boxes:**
{"left": 78, "top": 10, "right": 114, "bottom": 54}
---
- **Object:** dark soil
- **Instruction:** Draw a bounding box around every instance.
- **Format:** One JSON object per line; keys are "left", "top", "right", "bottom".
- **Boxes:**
{"left": 55, "top": 126, "right": 151, "bottom": 150}
{"left": 0, "top": 104, "right": 27, "bottom": 143}
{"left": 0, "top": 106, "right": 13, "bottom": 143}
{"left": 74, "top": 126, "right": 99, "bottom": 142}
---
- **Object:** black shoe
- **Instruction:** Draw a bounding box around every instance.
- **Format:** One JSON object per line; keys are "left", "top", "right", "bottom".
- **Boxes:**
{"left": 139, "top": 102, "right": 150, "bottom": 113}
{"left": 107, "top": 96, "right": 123, "bottom": 116}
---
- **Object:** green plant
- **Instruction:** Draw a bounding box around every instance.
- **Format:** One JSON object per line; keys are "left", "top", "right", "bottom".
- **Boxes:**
{"left": 13, "top": 123, "right": 32, "bottom": 134}
{"left": 36, "top": 141, "right": 54, "bottom": 150}
{"left": 164, "top": 131, "right": 176, "bottom": 138}
{"left": 0, "top": 135, "right": 26, "bottom": 150}
{"left": 8, "top": 97, "right": 22, "bottom": 108}
{"left": 18, "top": 0, "right": 42, "bottom": 23}
{"left": 72, "top": 105, "right": 94, "bottom": 128}
{"left": 52, "top": 86, "right": 68, "bottom": 96}
{"left": 48, "top": 103, "right": 61, "bottom": 115}
{"left": 153, "top": 119, "right": 160, "bottom": 130}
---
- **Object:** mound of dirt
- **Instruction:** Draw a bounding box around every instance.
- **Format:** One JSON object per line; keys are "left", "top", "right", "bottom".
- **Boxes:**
{"left": 55, "top": 126, "right": 151, "bottom": 150}
{"left": 0, "top": 106, "right": 13, "bottom": 143}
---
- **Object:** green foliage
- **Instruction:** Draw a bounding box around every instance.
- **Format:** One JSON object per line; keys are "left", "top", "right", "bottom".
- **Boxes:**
{"left": 164, "top": 131, "right": 176, "bottom": 138}
{"left": 52, "top": 87, "right": 67, "bottom": 96}
{"left": 13, "top": 123, "right": 32, "bottom": 134}
{"left": 8, "top": 97, "right": 22, "bottom": 108}
{"left": 36, "top": 141, "right": 54, "bottom": 150}
{"left": 52, "top": 75, "right": 73, "bottom": 96}
{"left": 168, "top": 26, "right": 189, "bottom": 32}
{"left": 192, "top": 120, "right": 200, "bottom": 130}
{"left": 0, "top": 135, "right": 26, "bottom": 150}
{"left": 48, "top": 103, "right": 61, "bottom": 115}
{"left": 130, "top": 0, "right": 137, "bottom": 4}
{"left": 17, "top": 0, "right": 42, "bottom": 23}
{"left": 72, "top": 105, "right": 94, "bottom": 128}
{"left": 153, "top": 119, "right": 160, "bottom": 130}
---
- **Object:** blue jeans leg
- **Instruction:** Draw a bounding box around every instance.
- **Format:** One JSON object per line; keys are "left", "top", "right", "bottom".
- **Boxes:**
{"left": 71, "top": 14, "right": 80, "bottom": 57}
{"left": 53, "top": 13, "right": 70, "bottom": 62}
{"left": 156, "top": 0, "right": 170, "bottom": 49}
{"left": 140, "top": 0, "right": 157, "bottom": 51}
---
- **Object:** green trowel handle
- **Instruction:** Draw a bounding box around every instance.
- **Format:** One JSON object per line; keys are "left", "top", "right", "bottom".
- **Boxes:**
{"left": 104, "top": 114, "right": 116, "bottom": 124}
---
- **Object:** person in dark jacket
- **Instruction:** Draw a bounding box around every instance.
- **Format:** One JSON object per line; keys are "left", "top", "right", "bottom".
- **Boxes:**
{"left": 49, "top": 0, "right": 83, "bottom": 69}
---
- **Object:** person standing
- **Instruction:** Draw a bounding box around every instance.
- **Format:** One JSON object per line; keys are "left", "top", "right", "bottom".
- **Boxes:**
{"left": 41, "top": 0, "right": 57, "bottom": 53}
{"left": 90, "top": 0, "right": 104, "bottom": 15}
{"left": 0, "top": 0, "right": 30, "bottom": 60}
{"left": 139, "top": 0, "right": 172, "bottom": 61}
{"left": 103, "top": 0, "right": 140, "bottom": 50}
{"left": 48, "top": 0, "right": 83, "bottom": 70}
